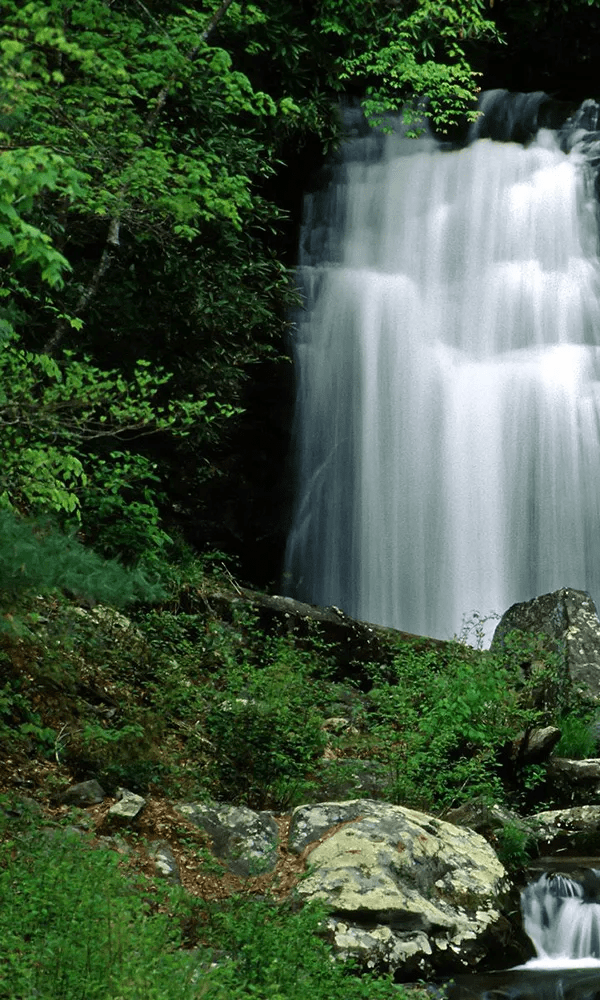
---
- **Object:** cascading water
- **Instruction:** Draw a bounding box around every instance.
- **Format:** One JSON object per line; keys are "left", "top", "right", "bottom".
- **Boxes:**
{"left": 285, "top": 92, "right": 600, "bottom": 642}
{"left": 448, "top": 870, "right": 600, "bottom": 1000}
{"left": 521, "top": 872, "right": 600, "bottom": 966}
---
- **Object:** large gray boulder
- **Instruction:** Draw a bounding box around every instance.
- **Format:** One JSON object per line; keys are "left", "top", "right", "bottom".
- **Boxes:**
{"left": 288, "top": 799, "right": 511, "bottom": 977}
{"left": 491, "top": 588, "right": 600, "bottom": 703}
{"left": 545, "top": 758, "right": 600, "bottom": 805}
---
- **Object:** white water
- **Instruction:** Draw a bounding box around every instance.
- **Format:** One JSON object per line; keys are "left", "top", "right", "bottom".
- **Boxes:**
{"left": 521, "top": 872, "right": 600, "bottom": 967}
{"left": 285, "top": 98, "right": 600, "bottom": 642}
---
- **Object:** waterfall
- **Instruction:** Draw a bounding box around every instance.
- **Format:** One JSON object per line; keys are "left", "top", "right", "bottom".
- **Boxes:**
{"left": 521, "top": 871, "right": 600, "bottom": 968}
{"left": 447, "top": 870, "right": 600, "bottom": 1000}
{"left": 285, "top": 93, "right": 600, "bottom": 642}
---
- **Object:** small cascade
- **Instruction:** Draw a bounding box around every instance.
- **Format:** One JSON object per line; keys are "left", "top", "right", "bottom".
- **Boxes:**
{"left": 448, "top": 870, "right": 600, "bottom": 1000}
{"left": 521, "top": 872, "right": 600, "bottom": 967}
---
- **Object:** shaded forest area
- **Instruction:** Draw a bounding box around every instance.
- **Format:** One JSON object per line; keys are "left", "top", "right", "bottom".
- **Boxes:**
{"left": 1, "top": 0, "right": 599, "bottom": 596}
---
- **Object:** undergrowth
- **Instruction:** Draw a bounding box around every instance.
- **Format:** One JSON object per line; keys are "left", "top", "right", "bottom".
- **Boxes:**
{"left": 0, "top": 557, "right": 589, "bottom": 815}
{"left": 0, "top": 800, "right": 416, "bottom": 1000}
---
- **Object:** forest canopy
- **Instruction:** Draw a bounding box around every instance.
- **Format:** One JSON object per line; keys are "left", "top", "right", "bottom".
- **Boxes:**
{"left": 0, "top": 0, "right": 593, "bottom": 597}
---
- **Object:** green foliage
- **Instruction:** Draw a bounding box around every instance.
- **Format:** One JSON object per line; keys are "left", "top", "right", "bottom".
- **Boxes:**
{"left": 366, "top": 635, "right": 544, "bottom": 811}
{"left": 0, "top": 677, "right": 57, "bottom": 756}
{"left": 0, "top": 0, "right": 287, "bottom": 571}
{"left": 495, "top": 822, "right": 535, "bottom": 872}
{"left": 0, "top": 144, "right": 84, "bottom": 295}
{"left": 0, "top": 516, "right": 581, "bottom": 820}
{"left": 555, "top": 711, "right": 597, "bottom": 759}
{"left": 0, "top": 572, "right": 574, "bottom": 814}
{"left": 0, "top": 337, "right": 219, "bottom": 543}
{"left": 0, "top": 1, "right": 277, "bottom": 235}
{"left": 205, "top": 635, "right": 328, "bottom": 808}
{"left": 71, "top": 720, "right": 157, "bottom": 792}
{"left": 317, "top": 0, "right": 500, "bottom": 131}
{"left": 0, "top": 508, "right": 164, "bottom": 606}
{"left": 0, "top": 810, "right": 201, "bottom": 1000}
{"left": 195, "top": 895, "right": 416, "bottom": 1000}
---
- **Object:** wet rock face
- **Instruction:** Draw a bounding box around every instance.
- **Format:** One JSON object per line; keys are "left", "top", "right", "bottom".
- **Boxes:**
{"left": 288, "top": 799, "right": 511, "bottom": 977}
{"left": 491, "top": 588, "right": 600, "bottom": 704}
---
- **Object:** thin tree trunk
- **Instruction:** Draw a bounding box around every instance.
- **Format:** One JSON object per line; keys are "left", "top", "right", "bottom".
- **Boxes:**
{"left": 44, "top": 0, "right": 236, "bottom": 355}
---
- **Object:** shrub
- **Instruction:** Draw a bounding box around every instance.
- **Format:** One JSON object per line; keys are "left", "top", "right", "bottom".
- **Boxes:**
{"left": 0, "top": 508, "right": 164, "bottom": 607}
{"left": 367, "top": 636, "right": 543, "bottom": 812}
{"left": 554, "top": 712, "right": 597, "bottom": 759}
{"left": 495, "top": 822, "right": 535, "bottom": 871}
{"left": 0, "top": 807, "right": 200, "bottom": 1000}
{"left": 205, "top": 637, "right": 328, "bottom": 809}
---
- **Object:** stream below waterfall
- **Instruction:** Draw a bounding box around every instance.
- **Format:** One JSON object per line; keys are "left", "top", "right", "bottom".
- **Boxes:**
{"left": 449, "top": 868, "right": 600, "bottom": 1000}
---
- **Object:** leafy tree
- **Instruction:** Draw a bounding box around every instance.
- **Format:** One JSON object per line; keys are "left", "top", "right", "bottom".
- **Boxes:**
{"left": 212, "top": 0, "right": 501, "bottom": 136}
{"left": 0, "top": 0, "right": 507, "bottom": 575}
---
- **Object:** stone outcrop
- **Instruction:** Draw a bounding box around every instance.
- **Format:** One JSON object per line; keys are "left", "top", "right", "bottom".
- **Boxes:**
{"left": 491, "top": 588, "right": 600, "bottom": 702}
{"left": 288, "top": 799, "right": 511, "bottom": 977}
{"left": 529, "top": 804, "right": 600, "bottom": 853}
{"left": 187, "top": 587, "right": 455, "bottom": 687}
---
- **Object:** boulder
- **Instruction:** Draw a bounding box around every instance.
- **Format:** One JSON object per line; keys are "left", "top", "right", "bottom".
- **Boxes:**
{"left": 444, "top": 798, "right": 528, "bottom": 838}
{"left": 58, "top": 779, "right": 106, "bottom": 806}
{"left": 508, "top": 727, "right": 562, "bottom": 765}
{"left": 175, "top": 802, "right": 278, "bottom": 877}
{"left": 288, "top": 799, "right": 511, "bottom": 977}
{"left": 529, "top": 804, "right": 600, "bottom": 852}
{"left": 491, "top": 588, "right": 600, "bottom": 703}
{"left": 546, "top": 757, "right": 600, "bottom": 805}
{"left": 106, "top": 788, "right": 146, "bottom": 827}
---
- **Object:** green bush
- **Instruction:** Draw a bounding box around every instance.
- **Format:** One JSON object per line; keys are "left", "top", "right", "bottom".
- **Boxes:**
{"left": 367, "top": 636, "right": 543, "bottom": 811}
{"left": 66, "top": 720, "right": 159, "bottom": 793}
{"left": 0, "top": 508, "right": 164, "bottom": 607}
{"left": 495, "top": 822, "right": 535, "bottom": 871}
{"left": 205, "top": 637, "right": 328, "bottom": 809}
{"left": 554, "top": 712, "right": 597, "bottom": 759}
{"left": 0, "top": 809, "right": 200, "bottom": 1000}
